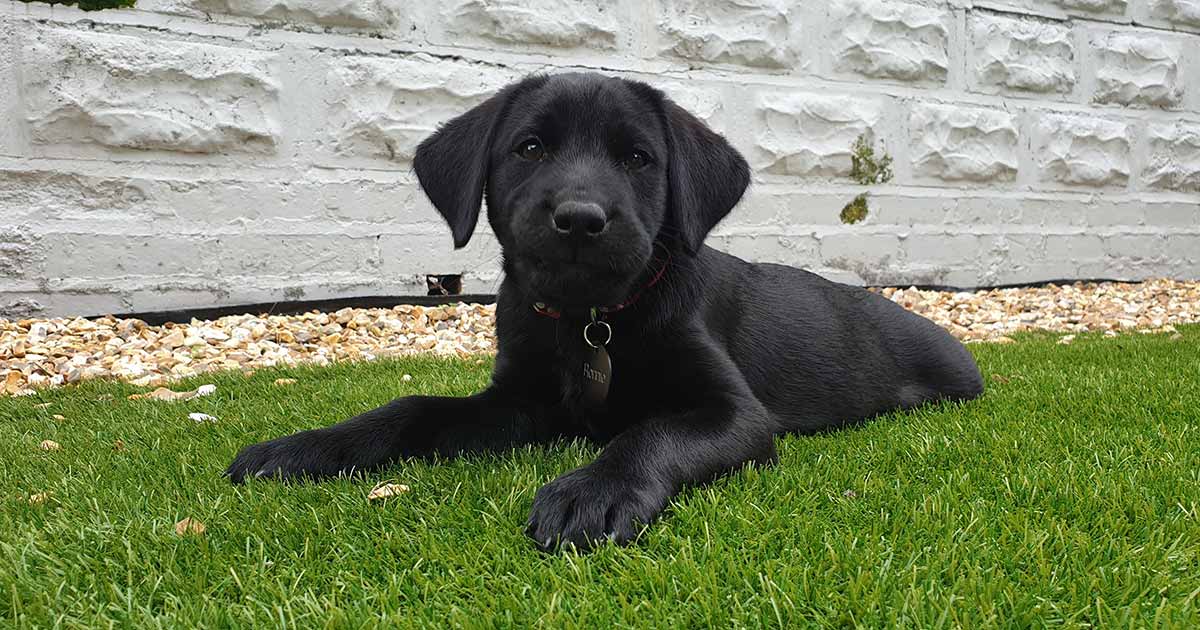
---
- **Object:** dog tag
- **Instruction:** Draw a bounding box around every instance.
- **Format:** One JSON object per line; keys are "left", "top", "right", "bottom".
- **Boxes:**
{"left": 581, "top": 345, "right": 611, "bottom": 407}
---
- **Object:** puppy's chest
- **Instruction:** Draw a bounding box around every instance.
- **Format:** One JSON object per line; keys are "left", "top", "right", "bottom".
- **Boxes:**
{"left": 552, "top": 335, "right": 665, "bottom": 438}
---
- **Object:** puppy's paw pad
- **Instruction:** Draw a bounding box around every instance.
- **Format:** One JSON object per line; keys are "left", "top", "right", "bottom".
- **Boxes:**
{"left": 525, "top": 466, "right": 666, "bottom": 552}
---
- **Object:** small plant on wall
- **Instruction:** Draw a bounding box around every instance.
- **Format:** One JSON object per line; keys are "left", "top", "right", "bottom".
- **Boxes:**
{"left": 848, "top": 134, "right": 894, "bottom": 186}
{"left": 19, "top": 0, "right": 135, "bottom": 10}
{"left": 840, "top": 134, "right": 895, "bottom": 225}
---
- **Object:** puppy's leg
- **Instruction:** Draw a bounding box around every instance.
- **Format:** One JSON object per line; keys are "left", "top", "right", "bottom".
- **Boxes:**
{"left": 526, "top": 385, "right": 777, "bottom": 550}
{"left": 226, "top": 387, "right": 558, "bottom": 483}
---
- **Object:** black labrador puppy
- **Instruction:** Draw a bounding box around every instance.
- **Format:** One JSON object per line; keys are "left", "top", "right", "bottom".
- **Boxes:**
{"left": 227, "top": 72, "right": 984, "bottom": 550}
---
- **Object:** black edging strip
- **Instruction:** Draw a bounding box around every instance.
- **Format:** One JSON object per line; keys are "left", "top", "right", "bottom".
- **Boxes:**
{"left": 91, "top": 277, "right": 1137, "bottom": 326}
{"left": 886, "top": 278, "right": 1133, "bottom": 293}
{"left": 101, "top": 294, "right": 497, "bottom": 327}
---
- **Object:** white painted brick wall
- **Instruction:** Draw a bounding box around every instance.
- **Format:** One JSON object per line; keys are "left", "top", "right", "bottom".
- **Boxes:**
{"left": 0, "top": 0, "right": 1197, "bottom": 318}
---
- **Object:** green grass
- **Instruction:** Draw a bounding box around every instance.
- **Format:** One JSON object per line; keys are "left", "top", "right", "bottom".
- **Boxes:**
{"left": 2, "top": 327, "right": 1199, "bottom": 628}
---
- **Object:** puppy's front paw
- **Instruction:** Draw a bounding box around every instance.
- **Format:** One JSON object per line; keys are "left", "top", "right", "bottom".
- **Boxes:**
{"left": 525, "top": 465, "right": 669, "bottom": 551}
{"left": 226, "top": 429, "right": 353, "bottom": 483}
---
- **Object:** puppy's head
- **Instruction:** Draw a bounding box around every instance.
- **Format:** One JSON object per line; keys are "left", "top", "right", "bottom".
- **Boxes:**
{"left": 414, "top": 72, "right": 749, "bottom": 308}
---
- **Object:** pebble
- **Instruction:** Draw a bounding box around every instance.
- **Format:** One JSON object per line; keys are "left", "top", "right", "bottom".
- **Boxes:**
{"left": 1, "top": 282, "right": 1197, "bottom": 396}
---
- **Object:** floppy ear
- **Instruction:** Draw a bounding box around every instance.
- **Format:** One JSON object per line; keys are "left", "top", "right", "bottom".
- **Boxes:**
{"left": 413, "top": 85, "right": 515, "bottom": 249}
{"left": 661, "top": 98, "right": 751, "bottom": 254}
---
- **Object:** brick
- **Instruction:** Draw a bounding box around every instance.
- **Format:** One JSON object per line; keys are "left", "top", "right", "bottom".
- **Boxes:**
{"left": 945, "top": 198, "right": 1099, "bottom": 226}
{"left": 218, "top": 235, "right": 380, "bottom": 277}
{"left": 1090, "top": 31, "right": 1184, "bottom": 109}
{"left": 992, "top": 0, "right": 1128, "bottom": 18}
{"left": 996, "top": 233, "right": 1046, "bottom": 264}
{"left": 820, "top": 232, "right": 903, "bottom": 265}
{"left": 1015, "top": 198, "right": 1090, "bottom": 227}
{"left": 852, "top": 195, "right": 952, "bottom": 226}
{"left": 379, "top": 232, "right": 504, "bottom": 278}
{"left": 754, "top": 92, "right": 886, "bottom": 177}
{"left": 1164, "top": 234, "right": 1200, "bottom": 260}
{"left": 323, "top": 55, "right": 515, "bottom": 163}
{"left": 1045, "top": 234, "right": 1106, "bottom": 260}
{"left": 1146, "top": 0, "right": 1200, "bottom": 30}
{"left": 0, "top": 227, "right": 41, "bottom": 279}
{"left": 717, "top": 192, "right": 785, "bottom": 226}
{"left": 722, "top": 192, "right": 921, "bottom": 228}
{"left": 1105, "top": 234, "right": 1166, "bottom": 258}
{"left": 148, "top": 179, "right": 318, "bottom": 225}
{"left": 1078, "top": 261, "right": 1151, "bottom": 282}
{"left": 1144, "top": 202, "right": 1200, "bottom": 227}
{"left": 657, "top": 0, "right": 800, "bottom": 69}
{"left": 902, "top": 234, "right": 981, "bottom": 266}
{"left": 159, "top": 0, "right": 403, "bottom": 29}
{"left": 830, "top": 0, "right": 950, "bottom": 83}
{"left": 1143, "top": 122, "right": 1200, "bottom": 192}
{"left": 0, "top": 294, "right": 46, "bottom": 319}
{"left": 44, "top": 235, "right": 219, "bottom": 279}
{"left": 658, "top": 81, "right": 725, "bottom": 132}
{"left": 909, "top": 104, "right": 1019, "bottom": 183}
{"left": 0, "top": 170, "right": 148, "bottom": 221}
{"left": 714, "top": 234, "right": 820, "bottom": 267}
{"left": 895, "top": 268, "right": 986, "bottom": 288}
{"left": 809, "top": 268, "right": 866, "bottom": 285}
{"left": 310, "top": 180, "right": 439, "bottom": 226}
{"left": 946, "top": 197, "right": 1024, "bottom": 226}
{"left": 969, "top": 13, "right": 1075, "bottom": 94}
{"left": 443, "top": 0, "right": 618, "bottom": 49}
{"left": 0, "top": 292, "right": 129, "bottom": 319}
{"left": 1082, "top": 200, "right": 1143, "bottom": 227}
{"left": 22, "top": 29, "right": 280, "bottom": 154}
{"left": 777, "top": 192, "right": 908, "bottom": 226}
{"left": 158, "top": 177, "right": 435, "bottom": 226}
{"left": 1032, "top": 114, "right": 1131, "bottom": 187}
{"left": 125, "top": 288, "right": 240, "bottom": 315}
{"left": 1055, "top": 0, "right": 1128, "bottom": 15}
{"left": 0, "top": 18, "right": 20, "bottom": 159}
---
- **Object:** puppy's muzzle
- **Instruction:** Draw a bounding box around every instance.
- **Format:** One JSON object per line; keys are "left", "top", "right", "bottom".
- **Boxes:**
{"left": 552, "top": 201, "right": 608, "bottom": 239}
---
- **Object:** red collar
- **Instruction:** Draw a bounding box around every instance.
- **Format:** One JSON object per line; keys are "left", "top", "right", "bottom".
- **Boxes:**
{"left": 532, "top": 250, "right": 670, "bottom": 320}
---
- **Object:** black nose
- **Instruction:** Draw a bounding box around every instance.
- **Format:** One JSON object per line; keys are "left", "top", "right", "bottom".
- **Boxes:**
{"left": 552, "top": 201, "right": 608, "bottom": 237}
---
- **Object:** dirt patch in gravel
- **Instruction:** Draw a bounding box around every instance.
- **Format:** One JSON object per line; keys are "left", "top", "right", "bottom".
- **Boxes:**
{"left": 2, "top": 279, "right": 1197, "bottom": 397}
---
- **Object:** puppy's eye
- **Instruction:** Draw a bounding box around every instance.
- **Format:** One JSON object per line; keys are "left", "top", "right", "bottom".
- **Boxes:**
{"left": 515, "top": 138, "right": 546, "bottom": 162}
{"left": 622, "top": 150, "right": 651, "bottom": 171}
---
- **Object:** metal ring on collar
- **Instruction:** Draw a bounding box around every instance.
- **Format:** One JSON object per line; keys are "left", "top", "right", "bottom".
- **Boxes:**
{"left": 583, "top": 320, "right": 612, "bottom": 348}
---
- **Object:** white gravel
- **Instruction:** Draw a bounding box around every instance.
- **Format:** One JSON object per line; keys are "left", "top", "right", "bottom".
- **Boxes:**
{"left": 2, "top": 279, "right": 1197, "bottom": 397}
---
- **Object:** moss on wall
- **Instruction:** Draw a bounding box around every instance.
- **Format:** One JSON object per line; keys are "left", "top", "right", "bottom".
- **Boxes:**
{"left": 840, "top": 194, "right": 870, "bottom": 225}
{"left": 849, "top": 135, "right": 894, "bottom": 186}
